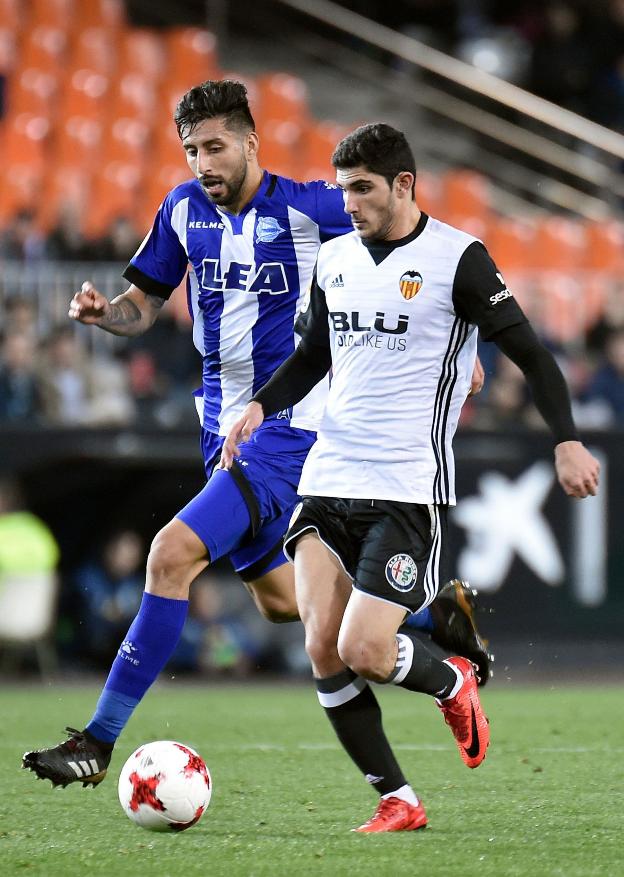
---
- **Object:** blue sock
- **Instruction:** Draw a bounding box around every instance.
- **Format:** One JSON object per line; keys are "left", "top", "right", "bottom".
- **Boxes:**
{"left": 404, "top": 607, "right": 434, "bottom": 632}
{"left": 86, "top": 592, "right": 188, "bottom": 743}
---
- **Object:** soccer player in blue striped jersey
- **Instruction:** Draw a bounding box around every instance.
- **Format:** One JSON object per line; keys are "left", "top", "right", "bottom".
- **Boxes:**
{"left": 23, "top": 80, "right": 488, "bottom": 790}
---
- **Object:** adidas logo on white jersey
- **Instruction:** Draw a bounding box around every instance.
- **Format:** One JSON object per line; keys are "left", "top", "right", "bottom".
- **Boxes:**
{"left": 329, "top": 274, "right": 344, "bottom": 288}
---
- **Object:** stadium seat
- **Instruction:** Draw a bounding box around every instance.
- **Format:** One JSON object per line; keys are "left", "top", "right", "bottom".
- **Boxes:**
{"left": 53, "top": 114, "right": 103, "bottom": 167}
{"left": 0, "top": 164, "right": 42, "bottom": 224}
{"left": 101, "top": 116, "right": 149, "bottom": 164}
{"left": 442, "top": 169, "right": 491, "bottom": 222}
{"left": 487, "top": 217, "right": 537, "bottom": 272}
{"left": 166, "top": 27, "right": 220, "bottom": 91}
{"left": 38, "top": 165, "right": 91, "bottom": 231}
{"left": 0, "top": 112, "right": 49, "bottom": 174}
{"left": 0, "top": 0, "right": 22, "bottom": 33}
{"left": 256, "top": 72, "right": 309, "bottom": 128}
{"left": 584, "top": 220, "right": 624, "bottom": 274}
{"left": 58, "top": 67, "right": 110, "bottom": 120}
{"left": 69, "top": 26, "right": 116, "bottom": 76}
{"left": 530, "top": 216, "right": 587, "bottom": 271}
{"left": 27, "top": 0, "right": 74, "bottom": 30}
{"left": 107, "top": 72, "right": 158, "bottom": 124}
{"left": 84, "top": 161, "right": 144, "bottom": 237}
{"left": 256, "top": 119, "right": 303, "bottom": 179}
{"left": 138, "top": 163, "right": 190, "bottom": 232}
{"left": 416, "top": 170, "right": 444, "bottom": 217}
{"left": 0, "top": 571, "right": 59, "bottom": 677}
{"left": 118, "top": 29, "right": 167, "bottom": 83}
{"left": 0, "top": 26, "right": 18, "bottom": 75}
{"left": 7, "top": 66, "right": 59, "bottom": 116}
{"left": 18, "top": 25, "right": 67, "bottom": 72}
{"left": 69, "top": 0, "right": 125, "bottom": 32}
{"left": 300, "top": 119, "right": 350, "bottom": 182}
{"left": 532, "top": 273, "right": 586, "bottom": 343}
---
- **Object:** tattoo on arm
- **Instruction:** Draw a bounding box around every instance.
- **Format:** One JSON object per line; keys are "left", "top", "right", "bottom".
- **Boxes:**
{"left": 103, "top": 298, "right": 143, "bottom": 329}
{"left": 101, "top": 292, "right": 165, "bottom": 335}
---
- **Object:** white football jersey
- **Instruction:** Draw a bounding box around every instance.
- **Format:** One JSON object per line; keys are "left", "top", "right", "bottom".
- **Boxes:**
{"left": 297, "top": 214, "right": 525, "bottom": 505}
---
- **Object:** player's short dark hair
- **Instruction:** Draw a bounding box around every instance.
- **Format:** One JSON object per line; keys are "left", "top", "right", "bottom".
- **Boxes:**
{"left": 174, "top": 79, "right": 255, "bottom": 139}
{"left": 331, "top": 123, "right": 416, "bottom": 194}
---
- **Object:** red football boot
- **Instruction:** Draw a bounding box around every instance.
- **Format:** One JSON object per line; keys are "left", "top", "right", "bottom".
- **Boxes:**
{"left": 353, "top": 796, "right": 428, "bottom": 833}
{"left": 437, "top": 656, "right": 490, "bottom": 768}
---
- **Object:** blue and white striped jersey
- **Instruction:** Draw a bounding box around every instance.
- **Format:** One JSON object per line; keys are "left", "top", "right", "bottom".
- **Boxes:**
{"left": 124, "top": 171, "right": 351, "bottom": 435}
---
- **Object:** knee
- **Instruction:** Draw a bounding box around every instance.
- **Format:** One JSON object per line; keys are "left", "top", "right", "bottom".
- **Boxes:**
{"left": 304, "top": 627, "right": 340, "bottom": 675}
{"left": 338, "top": 632, "right": 387, "bottom": 682}
{"left": 255, "top": 595, "right": 299, "bottom": 624}
{"left": 146, "top": 523, "right": 206, "bottom": 597}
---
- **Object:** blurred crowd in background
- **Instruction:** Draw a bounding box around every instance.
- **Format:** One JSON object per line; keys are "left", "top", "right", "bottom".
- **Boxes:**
{"left": 1, "top": 0, "right": 624, "bottom": 676}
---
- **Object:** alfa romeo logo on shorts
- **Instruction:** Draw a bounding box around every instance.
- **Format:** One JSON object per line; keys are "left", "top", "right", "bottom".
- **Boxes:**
{"left": 385, "top": 553, "right": 417, "bottom": 592}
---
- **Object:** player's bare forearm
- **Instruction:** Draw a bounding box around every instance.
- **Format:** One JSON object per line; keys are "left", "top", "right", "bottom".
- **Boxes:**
{"left": 69, "top": 283, "right": 164, "bottom": 337}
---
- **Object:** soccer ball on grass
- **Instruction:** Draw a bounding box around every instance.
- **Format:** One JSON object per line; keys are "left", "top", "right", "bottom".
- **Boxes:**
{"left": 118, "top": 740, "right": 212, "bottom": 832}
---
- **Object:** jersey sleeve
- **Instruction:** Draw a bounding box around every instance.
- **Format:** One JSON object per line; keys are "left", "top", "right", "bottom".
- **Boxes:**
{"left": 313, "top": 181, "right": 352, "bottom": 243}
{"left": 297, "top": 267, "right": 331, "bottom": 349}
{"left": 122, "top": 195, "right": 189, "bottom": 300}
{"left": 452, "top": 241, "right": 527, "bottom": 339}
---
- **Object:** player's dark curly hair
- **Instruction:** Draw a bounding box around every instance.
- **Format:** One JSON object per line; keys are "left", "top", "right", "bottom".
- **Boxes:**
{"left": 174, "top": 80, "right": 255, "bottom": 139}
{"left": 331, "top": 123, "right": 416, "bottom": 195}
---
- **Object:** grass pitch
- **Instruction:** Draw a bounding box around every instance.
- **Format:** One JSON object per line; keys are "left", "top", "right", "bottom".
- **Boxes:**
{"left": 1, "top": 681, "right": 622, "bottom": 877}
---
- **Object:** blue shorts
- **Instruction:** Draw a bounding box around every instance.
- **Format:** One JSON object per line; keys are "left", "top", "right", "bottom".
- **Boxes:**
{"left": 176, "top": 424, "right": 316, "bottom": 579}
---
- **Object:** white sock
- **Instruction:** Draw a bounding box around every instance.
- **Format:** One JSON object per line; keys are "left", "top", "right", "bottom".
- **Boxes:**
{"left": 382, "top": 784, "right": 419, "bottom": 806}
{"left": 439, "top": 659, "right": 464, "bottom": 701}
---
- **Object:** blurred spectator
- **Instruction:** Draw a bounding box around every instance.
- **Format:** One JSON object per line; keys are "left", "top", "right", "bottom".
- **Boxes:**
{"left": 37, "top": 325, "right": 136, "bottom": 426}
{"left": 0, "top": 331, "right": 43, "bottom": 423}
{"left": 582, "top": 328, "right": 624, "bottom": 425}
{"left": 0, "top": 210, "right": 47, "bottom": 263}
{"left": 526, "top": 2, "right": 592, "bottom": 115}
{"left": 0, "top": 477, "right": 59, "bottom": 578}
{"left": 586, "top": 282, "right": 624, "bottom": 354}
{"left": 172, "top": 571, "right": 263, "bottom": 675}
{"left": 4, "top": 294, "right": 38, "bottom": 339}
{"left": 46, "top": 205, "right": 98, "bottom": 262}
{"left": 72, "top": 530, "right": 144, "bottom": 663}
{"left": 92, "top": 216, "right": 143, "bottom": 263}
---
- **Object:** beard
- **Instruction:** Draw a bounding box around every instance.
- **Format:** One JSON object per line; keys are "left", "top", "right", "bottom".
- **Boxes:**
{"left": 200, "top": 158, "right": 248, "bottom": 209}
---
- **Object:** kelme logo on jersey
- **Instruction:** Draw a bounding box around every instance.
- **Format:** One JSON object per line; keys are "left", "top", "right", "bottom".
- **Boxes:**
{"left": 385, "top": 554, "right": 418, "bottom": 592}
{"left": 255, "top": 217, "right": 285, "bottom": 243}
{"left": 399, "top": 270, "right": 423, "bottom": 300}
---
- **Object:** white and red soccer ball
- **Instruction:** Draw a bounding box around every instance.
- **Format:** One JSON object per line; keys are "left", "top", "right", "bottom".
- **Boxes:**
{"left": 118, "top": 740, "right": 212, "bottom": 832}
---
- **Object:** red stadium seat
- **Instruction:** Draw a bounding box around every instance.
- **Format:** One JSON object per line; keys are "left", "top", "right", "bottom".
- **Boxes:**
{"left": 530, "top": 216, "right": 587, "bottom": 271}
{"left": 0, "top": 0, "right": 23, "bottom": 33}
{"left": 0, "top": 112, "right": 49, "bottom": 172}
{"left": 583, "top": 220, "right": 624, "bottom": 274}
{"left": 118, "top": 29, "right": 167, "bottom": 83}
{"left": 58, "top": 67, "right": 110, "bottom": 120}
{"left": 442, "top": 169, "right": 491, "bottom": 222}
{"left": 256, "top": 73, "right": 309, "bottom": 128}
{"left": 7, "top": 66, "right": 59, "bottom": 116}
{"left": 84, "top": 161, "right": 144, "bottom": 237}
{"left": 107, "top": 72, "right": 159, "bottom": 124}
{"left": 69, "top": 0, "right": 125, "bottom": 32}
{"left": 38, "top": 165, "right": 91, "bottom": 231}
{"left": 68, "top": 27, "right": 117, "bottom": 76}
{"left": 256, "top": 119, "right": 303, "bottom": 179}
{"left": 53, "top": 115, "right": 103, "bottom": 168}
{"left": 166, "top": 28, "right": 220, "bottom": 91}
{"left": 0, "top": 164, "right": 42, "bottom": 224}
{"left": 486, "top": 217, "right": 536, "bottom": 272}
{"left": 27, "top": 0, "right": 74, "bottom": 30}
{"left": 0, "top": 27, "right": 18, "bottom": 75}
{"left": 300, "top": 120, "right": 350, "bottom": 182}
{"left": 101, "top": 116, "right": 149, "bottom": 164}
{"left": 18, "top": 26, "right": 67, "bottom": 72}
{"left": 416, "top": 170, "right": 444, "bottom": 217}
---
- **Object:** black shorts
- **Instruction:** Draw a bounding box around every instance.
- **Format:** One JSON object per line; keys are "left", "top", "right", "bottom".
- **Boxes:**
{"left": 284, "top": 496, "right": 449, "bottom": 613}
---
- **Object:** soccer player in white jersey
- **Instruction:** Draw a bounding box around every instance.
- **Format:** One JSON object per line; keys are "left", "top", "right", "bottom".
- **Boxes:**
{"left": 221, "top": 123, "right": 601, "bottom": 833}
{"left": 23, "top": 83, "right": 488, "bottom": 790}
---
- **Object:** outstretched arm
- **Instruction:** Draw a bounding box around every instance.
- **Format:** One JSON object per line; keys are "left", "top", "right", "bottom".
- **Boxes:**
{"left": 219, "top": 339, "right": 331, "bottom": 469}
{"left": 68, "top": 281, "right": 166, "bottom": 337}
{"left": 491, "top": 322, "right": 600, "bottom": 498}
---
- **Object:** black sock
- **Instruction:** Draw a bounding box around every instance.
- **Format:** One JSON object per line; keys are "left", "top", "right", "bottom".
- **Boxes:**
{"left": 316, "top": 669, "right": 406, "bottom": 797}
{"left": 82, "top": 729, "right": 115, "bottom": 753}
{"left": 386, "top": 631, "right": 457, "bottom": 698}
